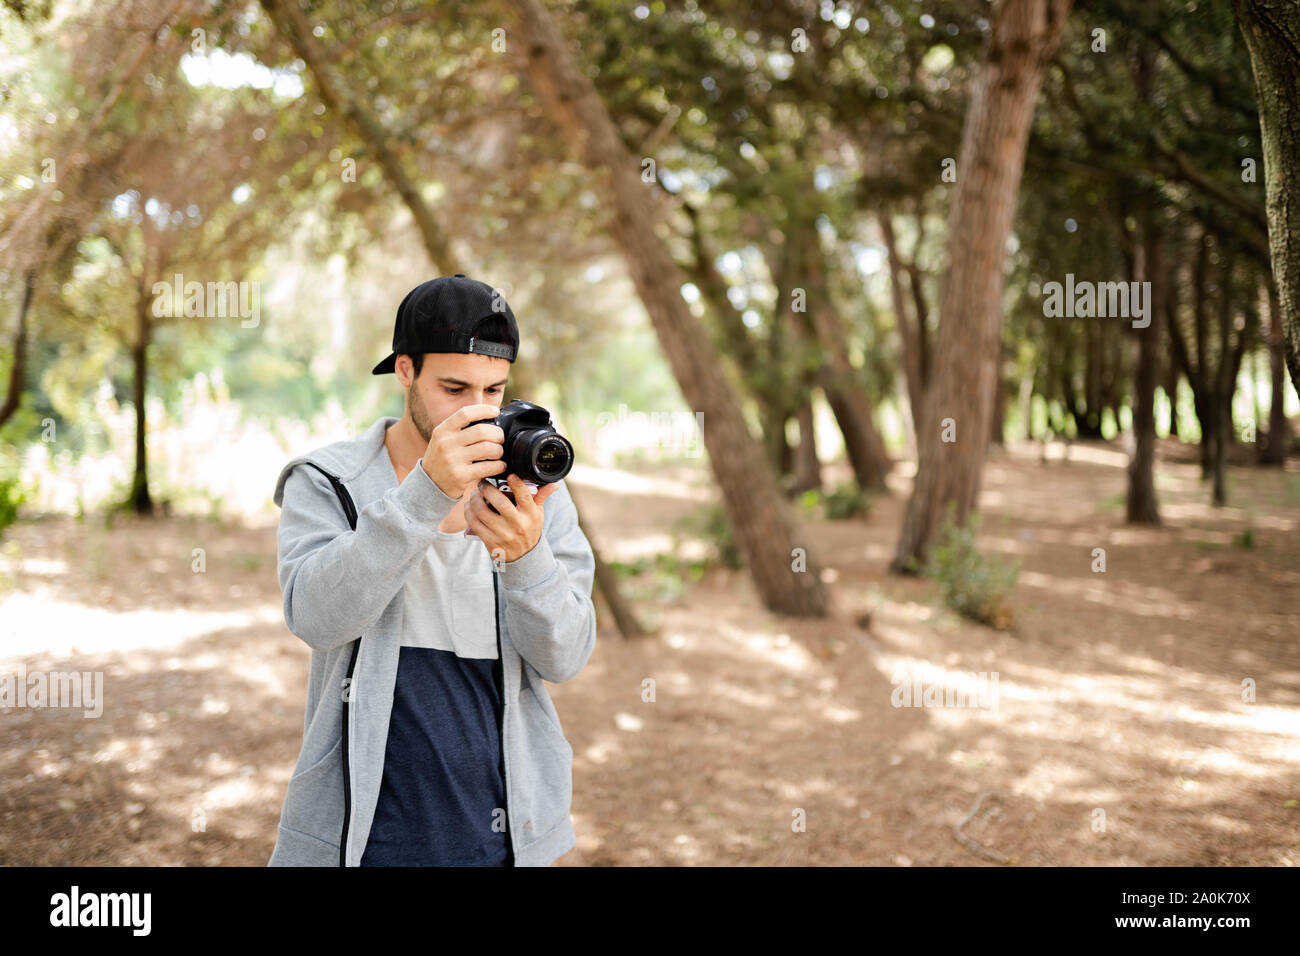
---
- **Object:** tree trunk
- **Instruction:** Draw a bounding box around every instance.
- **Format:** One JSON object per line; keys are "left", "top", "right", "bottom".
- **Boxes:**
{"left": 683, "top": 200, "right": 778, "bottom": 414}
{"left": 1083, "top": 321, "right": 1103, "bottom": 437}
{"left": 990, "top": 342, "right": 1007, "bottom": 447}
{"left": 907, "top": 260, "right": 932, "bottom": 387}
{"left": 1261, "top": 280, "right": 1290, "bottom": 464}
{"left": 506, "top": 0, "right": 827, "bottom": 616}
{"left": 792, "top": 397, "right": 822, "bottom": 494}
{"left": 1212, "top": 401, "right": 1229, "bottom": 506}
{"left": 1169, "top": 231, "right": 1217, "bottom": 476}
{"left": 1127, "top": 219, "right": 1163, "bottom": 524}
{"left": 1019, "top": 369, "right": 1035, "bottom": 440}
{"left": 1235, "top": 0, "right": 1300, "bottom": 390}
{"left": 761, "top": 404, "right": 793, "bottom": 483}
{"left": 797, "top": 210, "right": 891, "bottom": 490}
{"left": 0, "top": 270, "right": 34, "bottom": 430}
{"left": 1249, "top": 330, "right": 1262, "bottom": 449}
{"left": 566, "top": 483, "right": 648, "bottom": 639}
{"left": 1198, "top": 394, "right": 1217, "bottom": 477}
{"left": 881, "top": 214, "right": 924, "bottom": 421}
{"left": 129, "top": 287, "right": 153, "bottom": 516}
{"left": 1196, "top": 233, "right": 1216, "bottom": 476}
{"left": 818, "top": 360, "right": 889, "bottom": 491}
{"left": 1163, "top": 359, "right": 1180, "bottom": 438}
{"left": 1212, "top": 253, "right": 1236, "bottom": 506}
{"left": 752, "top": 239, "right": 812, "bottom": 489}
{"left": 892, "top": 0, "right": 1073, "bottom": 573}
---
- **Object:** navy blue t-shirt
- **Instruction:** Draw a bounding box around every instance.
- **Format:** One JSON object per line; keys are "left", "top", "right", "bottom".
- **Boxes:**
{"left": 360, "top": 533, "right": 512, "bottom": 867}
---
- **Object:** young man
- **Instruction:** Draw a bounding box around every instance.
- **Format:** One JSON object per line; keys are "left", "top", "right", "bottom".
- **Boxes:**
{"left": 268, "top": 274, "right": 596, "bottom": 867}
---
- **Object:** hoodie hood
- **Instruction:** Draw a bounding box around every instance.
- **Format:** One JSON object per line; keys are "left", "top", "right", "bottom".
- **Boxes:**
{"left": 273, "top": 416, "right": 398, "bottom": 507}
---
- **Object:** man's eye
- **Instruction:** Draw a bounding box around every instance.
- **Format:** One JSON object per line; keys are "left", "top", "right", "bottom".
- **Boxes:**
{"left": 445, "top": 388, "right": 462, "bottom": 395}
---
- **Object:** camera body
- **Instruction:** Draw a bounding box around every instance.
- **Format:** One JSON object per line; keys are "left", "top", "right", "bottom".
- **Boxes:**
{"left": 469, "top": 399, "right": 574, "bottom": 486}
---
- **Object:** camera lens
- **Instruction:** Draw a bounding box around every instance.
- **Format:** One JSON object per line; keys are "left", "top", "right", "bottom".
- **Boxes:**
{"left": 531, "top": 435, "right": 573, "bottom": 482}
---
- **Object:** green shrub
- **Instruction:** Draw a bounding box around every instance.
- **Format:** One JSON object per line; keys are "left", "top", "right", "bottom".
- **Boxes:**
{"left": 0, "top": 454, "right": 28, "bottom": 539}
{"left": 610, "top": 556, "right": 651, "bottom": 578}
{"left": 607, "top": 552, "right": 704, "bottom": 605}
{"left": 673, "top": 501, "right": 742, "bottom": 570}
{"left": 921, "top": 506, "right": 1019, "bottom": 629}
{"left": 823, "top": 480, "right": 869, "bottom": 520}
{"left": 798, "top": 488, "right": 820, "bottom": 515}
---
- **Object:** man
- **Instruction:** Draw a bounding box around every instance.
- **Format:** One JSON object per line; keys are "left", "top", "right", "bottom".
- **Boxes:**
{"left": 268, "top": 274, "right": 597, "bottom": 867}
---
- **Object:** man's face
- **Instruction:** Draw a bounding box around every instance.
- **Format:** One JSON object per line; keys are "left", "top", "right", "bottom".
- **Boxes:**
{"left": 397, "top": 351, "right": 510, "bottom": 443}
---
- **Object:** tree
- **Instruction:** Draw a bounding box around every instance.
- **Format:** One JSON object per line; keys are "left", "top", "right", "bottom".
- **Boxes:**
{"left": 1126, "top": 212, "right": 1164, "bottom": 523}
{"left": 892, "top": 0, "right": 1072, "bottom": 573}
{"left": 1235, "top": 0, "right": 1300, "bottom": 391}
{"left": 1259, "top": 281, "right": 1290, "bottom": 464}
{"left": 86, "top": 74, "right": 319, "bottom": 513}
{"left": 503, "top": 0, "right": 828, "bottom": 616}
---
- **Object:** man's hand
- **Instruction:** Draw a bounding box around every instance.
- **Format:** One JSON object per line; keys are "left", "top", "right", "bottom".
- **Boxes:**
{"left": 421, "top": 403, "right": 508, "bottom": 500}
{"left": 466, "top": 473, "right": 561, "bottom": 564}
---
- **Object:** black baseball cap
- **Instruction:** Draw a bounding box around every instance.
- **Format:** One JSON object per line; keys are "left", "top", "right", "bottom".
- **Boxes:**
{"left": 371, "top": 274, "right": 519, "bottom": 375}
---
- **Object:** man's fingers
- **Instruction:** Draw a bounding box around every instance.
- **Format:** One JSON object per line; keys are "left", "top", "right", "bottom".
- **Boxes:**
{"left": 469, "top": 485, "right": 509, "bottom": 536}
{"left": 452, "top": 403, "right": 500, "bottom": 426}
{"left": 529, "top": 478, "right": 561, "bottom": 509}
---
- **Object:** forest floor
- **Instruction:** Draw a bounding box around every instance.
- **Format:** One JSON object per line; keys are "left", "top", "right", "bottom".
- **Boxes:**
{"left": 1, "top": 437, "right": 1298, "bottom": 866}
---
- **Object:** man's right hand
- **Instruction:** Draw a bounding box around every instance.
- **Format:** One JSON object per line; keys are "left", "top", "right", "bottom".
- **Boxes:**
{"left": 421, "top": 403, "right": 508, "bottom": 500}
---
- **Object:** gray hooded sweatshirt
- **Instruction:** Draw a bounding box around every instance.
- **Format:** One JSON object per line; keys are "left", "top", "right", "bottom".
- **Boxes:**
{"left": 267, "top": 415, "right": 596, "bottom": 866}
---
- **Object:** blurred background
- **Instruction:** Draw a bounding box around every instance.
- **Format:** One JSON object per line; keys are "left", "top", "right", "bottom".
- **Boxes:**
{"left": 1, "top": 0, "right": 1298, "bottom": 866}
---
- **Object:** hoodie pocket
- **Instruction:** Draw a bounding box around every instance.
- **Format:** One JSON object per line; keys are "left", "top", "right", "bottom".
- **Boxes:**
{"left": 450, "top": 575, "right": 499, "bottom": 658}
{"left": 511, "top": 681, "right": 573, "bottom": 842}
{"left": 523, "top": 665, "right": 566, "bottom": 737}
{"left": 284, "top": 736, "right": 344, "bottom": 844}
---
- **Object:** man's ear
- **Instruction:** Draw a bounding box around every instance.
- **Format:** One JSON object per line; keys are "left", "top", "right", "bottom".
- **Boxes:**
{"left": 396, "top": 353, "right": 417, "bottom": 387}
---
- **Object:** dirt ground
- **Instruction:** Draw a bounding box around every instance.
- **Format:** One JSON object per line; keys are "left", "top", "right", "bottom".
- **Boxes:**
{"left": 1, "top": 438, "right": 1298, "bottom": 866}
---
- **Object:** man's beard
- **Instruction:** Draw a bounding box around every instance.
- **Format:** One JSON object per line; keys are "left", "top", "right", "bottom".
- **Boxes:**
{"left": 409, "top": 384, "right": 435, "bottom": 444}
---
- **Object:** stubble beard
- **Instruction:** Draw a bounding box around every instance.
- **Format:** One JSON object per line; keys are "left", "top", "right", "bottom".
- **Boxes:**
{"left": 409, "top": 383, "right": 435, "bottom": 445}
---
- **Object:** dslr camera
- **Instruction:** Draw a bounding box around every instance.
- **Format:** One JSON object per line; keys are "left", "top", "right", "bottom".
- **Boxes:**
{"left": 467, "top": 400, "right": 574, "bottom": 518}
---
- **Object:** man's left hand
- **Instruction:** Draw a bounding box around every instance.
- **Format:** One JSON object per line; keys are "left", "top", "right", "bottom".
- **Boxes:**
{"left": 465, "top": 473, "right": 561, "bottom": 564}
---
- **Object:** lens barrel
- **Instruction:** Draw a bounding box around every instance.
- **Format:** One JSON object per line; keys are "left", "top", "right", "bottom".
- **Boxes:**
{"left": 517, "top": 430, "right": 573, "bottom": 483}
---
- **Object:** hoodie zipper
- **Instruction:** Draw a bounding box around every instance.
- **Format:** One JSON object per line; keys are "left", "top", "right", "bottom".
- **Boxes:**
{"left": 298, "top": 461, "right": 361, "bottom": 868}
{"left": 339, "top": 635, "right": 361, "bottom": 867}
{"left": 493, "top": 569, "right": 513, "bottom": 866}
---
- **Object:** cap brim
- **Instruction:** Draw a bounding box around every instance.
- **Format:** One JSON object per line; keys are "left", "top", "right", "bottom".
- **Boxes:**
{"left": 371, "top": 352, "right": 397, "bottom": 375}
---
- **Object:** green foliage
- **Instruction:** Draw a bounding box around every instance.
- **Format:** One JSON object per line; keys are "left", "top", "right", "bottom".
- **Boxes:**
{"left": 673, "top": 500, "right": 742, "bottom": 570}
{"left": 1233, "top": 505, "right": 1259, "bottom": 548}
{"left": 609, "top": 556, "right": 649, "bottom": 578}
{"left": 609, "top": 552, "right": 707, "bottom": 604}
{"left": 0, "top": 453, "right": 28, "bottom": 539}
{"left": 604, "top": 500, "right": 741, "bottom": 606}
{"left": 797, "top": 481, "right": 869, "bottom": 520}
{"left": 235, "top": 552, "right": 265, "bottom": 571}
{"left": 822, "top": 481, "right": 870, "bottom": 520}
{"left": 922, "top": 506, "right": 1020, "bottom": 630}
{"left": 0, "top": 410, "right": 40, "bottom": 539}
{"left": 1096, "top": 492, "right": 1126, "bottom": 512}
